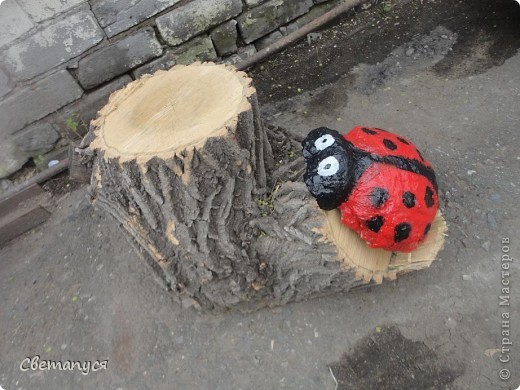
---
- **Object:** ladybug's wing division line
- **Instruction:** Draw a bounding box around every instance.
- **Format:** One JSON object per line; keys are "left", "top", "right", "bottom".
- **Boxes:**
{"left": 344, "top": 141, "right": 438, "bottom": 194}
{"left": 371, "top": 154, "right": 438, "bottom": 193}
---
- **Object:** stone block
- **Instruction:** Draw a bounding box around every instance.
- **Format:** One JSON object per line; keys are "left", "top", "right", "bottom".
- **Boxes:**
{"left": 53, "top": 75, "right": 132, "bottom": 137}
{"left": 223, "top": 44, "right": 256, "bottom": 65}
{"left": 76, "top": 28, "right": 162, "bottom": 89}
{"left": 156, "top": 0, "right": 242, "bottom": 46}
{"left": 255, "top": 30, "right": 282, "bottom": 50}
{"left": 285, "top": 0, "right": 341, "bottom": 34}
{"left": 0, "top": 70, "right": 83, "bottom": 136}
{"left": 244, "top": 0, "right": 269, "bottom": 7}
{"left": 210, "top": 20, "right": 238, "bottom": 56}
{"left": 91, "top": 0, "right": 182, "bottom": 38}
{"left": 4, "top": 8, "right": 104, "bottom": 80}
{"left": 171, "top": 36, "right": 217, "bottom": 65}
{"left": 0, "top": 139, "right": 28, "bottom": 179}
{"left": 17, "top": 0, "right": 86, "bottom": 22}
{"left": 0, "top": 1, "right": 34, "bottom": 48}
{"left": 13, "top": 121, "right": 60, "bottom": 155}
{"left": 237, "top": 0, "right": 313, "bottom": 44}
{"left": 132, "top": 52, "right": 177, "bottom": 78}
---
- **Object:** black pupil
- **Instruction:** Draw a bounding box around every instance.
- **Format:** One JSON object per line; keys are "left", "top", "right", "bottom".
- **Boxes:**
{"left": 324, "top": 164, "right": 331, "bottom": 169}
{"left": 322, "top": 139, "right": 327, "bottom": 143}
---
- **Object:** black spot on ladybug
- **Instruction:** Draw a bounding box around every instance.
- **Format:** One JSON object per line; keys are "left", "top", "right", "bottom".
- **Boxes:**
{"left": 366, "top": 216, "right": 384, "bottom": 233}
{"left": 402, "top": 191, "right": 416, "bottom": 208}
{"left": 383, "top": 139, "right": 397, "bottom": 151}
{"left": 425, "top": 186, "right": 435, "bottom": 208}
{"left": 397, "top": 137, "right": 409, "bottom": 145}
{"left": 424, "top": 223, "right": 431, "bottom": 237}
{"left": 416, "top": 148, "right": 425, "bottom": 161}
{"left": 394, "top": 222, "right": 412, "bottom": 243}
{"left": 370, "top": 187, "right": 388, "bottom": 208}
{"left": 362, "top": 128, "right": 377, "bottom": 135}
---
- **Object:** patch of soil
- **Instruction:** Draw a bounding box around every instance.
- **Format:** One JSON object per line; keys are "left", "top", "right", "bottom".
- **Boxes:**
{"left": 251, "top": 0, "right": 520, "bottom": 103}
{"left": 352, "top": 25, "right": 457, "bottom": 94}
{"left": 42, "top": 172, "right": 83, "bottom": 196}
{"left": 433, "top": 0, "right": 520, "bottom": 77}
{"left": 329, "top": 326, "right": 464, "bottom": 390}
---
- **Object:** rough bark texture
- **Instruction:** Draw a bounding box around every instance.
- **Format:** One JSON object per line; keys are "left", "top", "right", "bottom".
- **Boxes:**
{"left": 88, "top": 63, "right": 446, "bottom": 311}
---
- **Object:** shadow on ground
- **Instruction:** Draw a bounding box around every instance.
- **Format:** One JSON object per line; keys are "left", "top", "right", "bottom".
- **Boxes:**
{"left": 329, "top": 326, "right": 464, "bottom": 389}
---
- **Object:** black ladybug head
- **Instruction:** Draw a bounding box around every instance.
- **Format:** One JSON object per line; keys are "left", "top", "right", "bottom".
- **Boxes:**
{"left": 301, "top": 127, "right": 346, "bottom": 160}
{"left": 302, "top": 127, "right": 352, "bottom": 210}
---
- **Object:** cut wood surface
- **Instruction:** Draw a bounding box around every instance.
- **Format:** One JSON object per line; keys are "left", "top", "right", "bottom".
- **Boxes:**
{"left": 0, "top": 184, "right": 43, "bottom": 219}
{"left": 69, "top": 142, "right": 94, "bottom": 183}
{"left": 0, "top": 184, "right": 51, "bottom": 248}
{"left": 90, "top": 63, "right": 256, "bottom": 161}
{"left": 318, "top": 209, "right": 447, "bottom": 283}
{"left": 87, "top": 62, "right": 446, "bottom": 311}
{"left": 0, "top": 205, "right": 50, "bottom": 247}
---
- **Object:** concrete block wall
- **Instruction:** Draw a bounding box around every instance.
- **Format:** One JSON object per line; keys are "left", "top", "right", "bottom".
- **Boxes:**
{"left": 0, "top": 0, "right": 353, "bottom": 178}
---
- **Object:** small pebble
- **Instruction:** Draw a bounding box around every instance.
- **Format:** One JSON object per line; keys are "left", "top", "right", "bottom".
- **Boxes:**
{"left": 489, "top": 193, "right": 502, "bottom": 203}
{"left": 405, "top": 48, "right": 415, "bottom": 56}
{"left": 462, "top": 275, "right": 472, "bottom": 281}
{"left": 486, "top": 213, "right": 498, "bottom": 230}
{"left": 445, "top": 317, "right": 457, "bottom": 328}
{"left": 0, "top": 179, "right": 13, "bottom": 191}
{"left": 481, "top": 241, "right": 491, "bottom": 252}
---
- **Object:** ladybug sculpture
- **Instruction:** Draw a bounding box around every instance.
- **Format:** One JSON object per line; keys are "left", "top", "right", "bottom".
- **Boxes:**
{"left": 302, "top": 126, "right": 438, "bottom": 252}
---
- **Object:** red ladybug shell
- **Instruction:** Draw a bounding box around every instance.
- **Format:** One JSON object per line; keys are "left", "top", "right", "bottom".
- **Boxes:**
{"left": 344, "top": 126, "right": 431, "bottom": 167}
{"left": 339, "top": 126, "right": 438, "bottom": 252}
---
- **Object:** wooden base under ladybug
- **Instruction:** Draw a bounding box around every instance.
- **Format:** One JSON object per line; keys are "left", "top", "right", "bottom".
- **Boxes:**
{"left": 319, "top": 208, "right": 447, "bottom": 283}
{"left": 86, "top": 62, "right": 447, "bottom": 311}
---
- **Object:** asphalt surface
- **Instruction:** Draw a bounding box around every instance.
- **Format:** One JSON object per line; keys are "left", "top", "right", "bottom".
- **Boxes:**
{"left": 1, "top": 0, "right": 519, "bottom": 389}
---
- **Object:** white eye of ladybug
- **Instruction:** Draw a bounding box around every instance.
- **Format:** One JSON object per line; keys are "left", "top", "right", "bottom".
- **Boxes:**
{"left": 317, "top": 156, "right": 339, "bottom": 177}
{"left": 315, "top": 134, "right": 335, "bottom": 151}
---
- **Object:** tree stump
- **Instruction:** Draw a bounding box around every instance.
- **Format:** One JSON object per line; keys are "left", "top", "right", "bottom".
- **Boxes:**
{"left": 88, "top": 62, "right": 447, "bottom": 311}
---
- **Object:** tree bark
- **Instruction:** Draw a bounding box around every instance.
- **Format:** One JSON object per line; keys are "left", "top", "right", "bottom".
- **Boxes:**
{"left": 88, "top": 62, "right": 447, "bottom": 311}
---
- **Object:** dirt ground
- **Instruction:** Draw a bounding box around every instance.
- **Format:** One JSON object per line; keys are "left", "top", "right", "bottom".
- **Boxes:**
{"left": 1, "top": 0, "right": 519, "bottom": 389}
